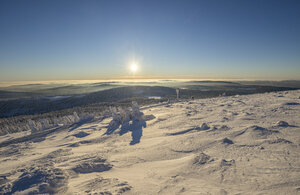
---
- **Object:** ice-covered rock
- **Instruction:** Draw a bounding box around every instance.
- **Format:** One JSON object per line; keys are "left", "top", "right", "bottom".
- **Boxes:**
{"left": 200, "top": 123, "right": 210, "bottom": 130}
{"left": 222, "top": 137, "right": 234, "bottom": 144}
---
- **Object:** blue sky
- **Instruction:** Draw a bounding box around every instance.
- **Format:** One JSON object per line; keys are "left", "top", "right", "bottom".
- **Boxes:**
{"left": 0, "top": 0, "right": 299, "bottom": 81}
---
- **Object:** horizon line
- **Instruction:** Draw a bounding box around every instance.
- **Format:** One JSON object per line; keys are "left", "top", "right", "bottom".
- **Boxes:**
{"left": 0, "top": 78, "right": 300, "bottom": 88}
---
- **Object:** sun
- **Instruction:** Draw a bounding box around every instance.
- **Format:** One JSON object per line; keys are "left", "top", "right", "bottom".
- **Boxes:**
{"left": 130, "top": 63, "right": 137, "bottom": 72}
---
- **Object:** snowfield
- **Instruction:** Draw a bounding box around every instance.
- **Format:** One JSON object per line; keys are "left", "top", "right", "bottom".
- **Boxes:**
{"left": 0, "top": 90, "right": 300, "bottom": 194}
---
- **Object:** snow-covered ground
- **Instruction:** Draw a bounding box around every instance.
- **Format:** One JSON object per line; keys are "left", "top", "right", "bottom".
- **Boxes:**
{"left": 0, "top": 90, "right": 300, "bottom": 194}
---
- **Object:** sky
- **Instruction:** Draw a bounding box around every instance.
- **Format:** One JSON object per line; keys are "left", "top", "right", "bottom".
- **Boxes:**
{"left": 0, "top": 0, "right": 300, "bottom": 81}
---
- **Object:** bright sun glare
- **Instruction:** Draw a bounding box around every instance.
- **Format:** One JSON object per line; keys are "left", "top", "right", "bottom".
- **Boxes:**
{"left": 130, "top": 63, "right": 137, "bottom": 72}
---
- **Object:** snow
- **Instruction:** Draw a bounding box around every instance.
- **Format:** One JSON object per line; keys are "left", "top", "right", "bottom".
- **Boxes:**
{"left": 0, "top": 90, "right": 300, "bottom": 194}
{"left": 44, "top": 95, "right": 71, "bottom": 101}
{"left": 147, "top": 96, "right": 161, "bottom": 99}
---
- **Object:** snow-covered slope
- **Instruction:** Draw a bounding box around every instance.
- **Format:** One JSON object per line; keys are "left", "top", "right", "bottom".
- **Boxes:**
{"left": 0, "top": 90, "right": 300, "bottom": 194}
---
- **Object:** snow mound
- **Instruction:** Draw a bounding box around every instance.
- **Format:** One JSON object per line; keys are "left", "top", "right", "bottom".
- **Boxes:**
{"left": 192, "top": 152, "right": 213, "bottom": 165}
{"left": 267, "top": 138, "right": 293, "bottom": 144}
{"left": 235, "top": 125, "right": 279, "bottom": 139}
{"left": 213, "top": 125, "right": 230, "bottom": 131}
{"left": 220, "top": 159, "right": 235, "bottom": 167}
{"left": 167, "top": 123, "right": 211, "bottom": 136}
{"left": 72, "top": 157, "right": 112, "bottom": 174}
{"left": 84, "top": 177, "right": 131, "bottom": 194}
{"left": 276, "top": 121, "right": 289, "bottom": 127}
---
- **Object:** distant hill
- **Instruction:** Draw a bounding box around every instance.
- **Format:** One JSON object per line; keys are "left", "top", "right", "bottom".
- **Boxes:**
{"left": 0, "top": 86, "right": 175, "bottom": 117}
{"left": 185, "top": 80, "right": 239, "bottom": 85}
{"left": 238, "top": 80, "right": 300, "bottom": 88}
{"left": 0, "top": 84, "right": 298, "bottom": 118}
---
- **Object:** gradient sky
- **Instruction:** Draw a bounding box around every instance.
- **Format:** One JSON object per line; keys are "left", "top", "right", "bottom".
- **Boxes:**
{"left": 0, "top": 0, "right": 300, "bottom": 81}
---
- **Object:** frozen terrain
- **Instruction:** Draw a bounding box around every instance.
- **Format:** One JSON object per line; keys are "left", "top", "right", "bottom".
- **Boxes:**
{"left": 0, "top": 90, "right": 300, "bottom": 194}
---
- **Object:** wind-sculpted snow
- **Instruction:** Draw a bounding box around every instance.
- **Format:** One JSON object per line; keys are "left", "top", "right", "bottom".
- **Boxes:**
{"left": 1, "top": 165, "right": 68, "bottom": 194}
{"left": 72, "top": 157, "right": 112, "bottom": 174}
{"left": 0, "top": 90, "right": 300, "bottom": 194}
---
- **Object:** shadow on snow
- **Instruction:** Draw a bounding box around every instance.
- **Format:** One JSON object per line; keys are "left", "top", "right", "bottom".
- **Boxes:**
{"left": 104, "top": 119, "right": 146, "bottom": 145}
